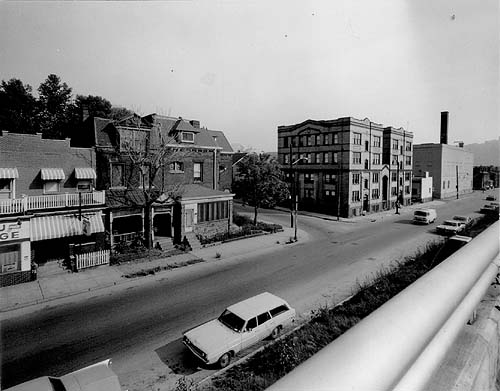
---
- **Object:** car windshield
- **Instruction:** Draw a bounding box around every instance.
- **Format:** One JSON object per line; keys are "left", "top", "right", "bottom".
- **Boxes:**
{"left": 218, "top": 309, "right": 245, "bottom": 332}
{"left": 452, "top": 216, "right": 466, "bottom": 222}
{"left": 443, "top": 221, "right": 458, "bottom": 226}
{"left": 414, "top": 211, "right": 428, "bottom": 217}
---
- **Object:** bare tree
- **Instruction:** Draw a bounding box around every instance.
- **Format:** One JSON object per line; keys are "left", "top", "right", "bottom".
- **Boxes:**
{"left": 113, "top": 117, "right": 186, "bottom": 249}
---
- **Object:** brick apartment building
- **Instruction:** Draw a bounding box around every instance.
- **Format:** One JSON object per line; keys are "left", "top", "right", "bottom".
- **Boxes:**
{"left": 0, "top": 132, "right": 107, "bottom": 286}
{"left": 72, "top": 113, "right": 235, "bottom": 249}
{"left": 277, "top": 117, "right": 413, "bottom": 218}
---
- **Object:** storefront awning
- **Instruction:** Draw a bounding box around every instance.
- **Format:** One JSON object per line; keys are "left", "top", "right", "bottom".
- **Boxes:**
{"left": 0, "top": 168, "right": 19, "bottom": 179}
{"left": 31, "top": 212, "right": 105, "bottom": 241}
{"left": 41, "top": 168, "right": 65, "bottom": 180}
{"left": 74, "top": 167, "right": 97, "bottom": 180}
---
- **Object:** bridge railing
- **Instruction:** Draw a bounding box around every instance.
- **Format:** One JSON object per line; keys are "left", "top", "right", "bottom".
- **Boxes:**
{"left": 268, "top": 221, "right": 500, "bottom": 391}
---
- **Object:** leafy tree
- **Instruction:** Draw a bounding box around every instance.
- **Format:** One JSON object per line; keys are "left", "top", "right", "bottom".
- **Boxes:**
{"left": 0, "top": 78, "right": 37, "bottom": 133}
{"left": 36, "top": 74, "right": 73, "bottom": 138}
{"left": 233, "top": 153, "right": 290, "bottom": 225}
{"left": 74, "top": 94, "right": 112, "bottom": 118}
{"left": 110, "top": 106, "right": 135, "bottom": 121}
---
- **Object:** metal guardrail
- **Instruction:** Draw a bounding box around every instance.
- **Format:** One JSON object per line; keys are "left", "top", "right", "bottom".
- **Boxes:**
{"left": 268, "top": 221, "right": 500, "bottom": 391}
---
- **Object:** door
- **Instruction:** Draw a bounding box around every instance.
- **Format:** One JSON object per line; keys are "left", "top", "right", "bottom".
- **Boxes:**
{"left": 241, "top": 317, "right": 261, "bottom": 349}
{"left": 185, "top": 209, "right": 194, "bottom": 233}
{"left": 0, "top": 244, "right": 20, "bottom": 273}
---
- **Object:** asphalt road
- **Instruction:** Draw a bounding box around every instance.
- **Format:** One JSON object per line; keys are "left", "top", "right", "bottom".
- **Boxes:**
{"left": 0, "top": 192, "right": 491, "bottom": 389}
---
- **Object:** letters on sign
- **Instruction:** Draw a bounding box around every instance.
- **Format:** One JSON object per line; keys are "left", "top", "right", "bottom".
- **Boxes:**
{"left": 0, "top": 222, "right": 26, "bottom": 242}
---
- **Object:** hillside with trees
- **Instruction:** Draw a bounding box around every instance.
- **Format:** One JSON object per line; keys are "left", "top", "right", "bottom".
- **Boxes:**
{"left": 464, "top": 139, "right": 500, "bottom": 165}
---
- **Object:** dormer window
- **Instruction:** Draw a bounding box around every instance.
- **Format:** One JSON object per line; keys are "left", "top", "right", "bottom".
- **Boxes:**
{"left": 0, "top": 168, "right": 18, "bottom": 199}
{"left": 41, "top": 168, "right": 65, "bottom": 194}
{"left": 182, "top": 132, "right": 195, "bottom": 143}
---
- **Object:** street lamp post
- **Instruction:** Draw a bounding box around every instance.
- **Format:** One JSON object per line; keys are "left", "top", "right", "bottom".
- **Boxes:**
{"left": 291, "top": 156, "right": 308, "bottom": 241}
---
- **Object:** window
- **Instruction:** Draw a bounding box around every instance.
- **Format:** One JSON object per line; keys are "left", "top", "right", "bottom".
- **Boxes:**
{"left": 304, "top": 189, "right": 314, "bottom": 198}
{"left": 352, "top": 190, "right": 360, "bottom": 202}
{"left": 316, "top": 134, "right": 321, "bottom": 145}
{"left": 170, "top": 161, "right": 184, "bottom": 173}
{"left": 316, "top": 153, "right": 322, "bottom": 164}
{"left": 324, "top": 173, "right": 336, "bottom": 184}
{"left": 307, "top": 135, "right": 314, "bottom": 146}
{"left": 448, "top": 180, "right": 450, "bottom": 188}
{"left": 406, "top": 141, "right": 412, "bottom": 151}
{"left": 353, "top": 133, "right": 362, "bottom": 145}
{"left": 391, "top": 186, "right": 397, "bottom": 196}
{"left": 364, "top": 159, "right": 369, "bottom": 169}
{"left": 372, "top": 173, "right": 379, "bottom": 183}
{"left": 257, "top": 312, "right": 271, "bottom": 325}
{"left": 391, "top": 172, "right": 397, "bottom": 182}
{"left": 283, "top": 137, "right": 289, "bottom": 148}
{"left": 0, "top": 179, "right": 13, "bottom": 199}
{"left": 197, "top": 201, "right": 229, "bottom": 222}
{"left": 405, "top": 185, "right": 410, "bottom": 194}
{"left": 182, "top": 132, "right": 194, "bottom": 143}
{"left": 194, "top": 162, "right": 203, "bottom": 181}
{"left": 333, "top": 133, "right": 339, "bottom": 144}
{"left": 405, "top": 156, "right": 411, "bottom": 165}
{"left": 364, "top": 179, "right": 369, "bottom": 189}
{"left": 392, "top": 139, "right": 399, "bottom": 150}
{"left": 405, "top": 172, "right": 411, "bottom": 181}
{"left": 373, "top": 136, "right": 381, "bottom": 147}
{"left": 372, "top": 154, "right": 381, "bottom": 165}
{"left": 352, "top": 152, "right": 361, "bottom": 164}
{"left": 44, "top": 181, "right": 60, "bottom": 193}
{"left": 324, "top": 134, "right": 331, "bottom": 145}
{"left": 270, "top": 305, "right": 290, "bottom": 317}
{"left": 304, "top": 173, "right": 314, "bottom": 184}
{"left": 372, "top": 188, "right": 380, "bottom": 199}
{"left": 140, "top": 166, "right": 150, "bottom": 189}
{"left": 324, "top": 152, "right": 330, "bottom": 164}
{"left": 365, "top": 140, "right": 369, "bottom": 151}
{"left": 284, "top": 154, "right": 290, "bottom": 164}
{"left": 333, "top": 152, "right": 338, "bottom": 164}
{"left": 246, "top": 317, "right": 257, "bottom": 330}
{"left": 392, "top": 155, "right": 398, "bottom": 165}
{"left": 111, "top": 164, "right": 125, "bottom": 188}
{"left": 443, "top": 181, "right": 446, "bottom": 189}
{"left": 352, "top": 173, "right": 360, "bottom": 184}
{"left": 324, "top": 189, "right": 336, "bottom": 198}
{"left": 307, "top": 153, "right": 312, "bottom": 163}
{"left": 0, "top": 244, "right": 20, "bottom": 273}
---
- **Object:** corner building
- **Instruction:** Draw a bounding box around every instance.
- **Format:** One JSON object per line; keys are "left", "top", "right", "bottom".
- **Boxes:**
{"left": 277, "top": 117, "right": 413, "bottom": 218}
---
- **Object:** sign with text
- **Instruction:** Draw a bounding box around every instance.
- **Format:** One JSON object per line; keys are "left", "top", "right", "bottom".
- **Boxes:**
{"left": 0, "top": 220, "right": 30, "bottom": 242}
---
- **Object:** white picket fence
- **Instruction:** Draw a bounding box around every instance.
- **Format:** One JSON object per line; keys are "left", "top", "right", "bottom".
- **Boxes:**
{"left": 76, "top": 250, "right": 110, "bottom": 270}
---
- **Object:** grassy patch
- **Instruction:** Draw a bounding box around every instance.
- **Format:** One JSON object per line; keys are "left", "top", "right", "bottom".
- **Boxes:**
{"left": 123, "top": 258, "right": 204, "bottom": 278}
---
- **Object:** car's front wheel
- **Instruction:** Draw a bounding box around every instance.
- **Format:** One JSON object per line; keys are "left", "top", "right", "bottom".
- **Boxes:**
{"left": 218, "top": 352, "right": 231, "bottom": 368}
{"left": 271, "top": 326, "right": 281, "bottom": 339}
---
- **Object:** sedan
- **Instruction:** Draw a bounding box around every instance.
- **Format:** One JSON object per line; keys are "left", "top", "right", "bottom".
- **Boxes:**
{"left": 436, "top": 220, "right": 465, "bottom": 235}
{"left": 4, "top": 359, "right": 122, "bottom": 391}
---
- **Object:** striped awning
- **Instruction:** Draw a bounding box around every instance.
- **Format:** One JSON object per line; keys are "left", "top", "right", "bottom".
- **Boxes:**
{"left": 0, "top": 168, "right": 19, "bottom": 179}
{"left": 31, "top": 212, "right": 105, "bottom": 241}
{"left": 41, "top": 168, "right": 65, "bottom": 181}
{"left": 74, "top": 167, "right": 97, "bottom": 180}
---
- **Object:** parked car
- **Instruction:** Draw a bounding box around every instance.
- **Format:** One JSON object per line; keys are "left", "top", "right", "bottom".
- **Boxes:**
{"left": 413, "top": 209, "right": 437, "bottom": 224}
{"left": 451, "top": 215, "right": 473, "bottom": 226}
{"left": 480, "top": 203, "right": 500, "bottom": 214}
{"left": 4, "top": 359, "right": 122, "bottom": 391}
{"left": 486, "top": 195, "right": 497, "bottom": 201}
{"left": 436, "top": 220, "right": 466, "bottom": 235}
{"left": 183, "top": 292, "right": 296, "bottom": 368}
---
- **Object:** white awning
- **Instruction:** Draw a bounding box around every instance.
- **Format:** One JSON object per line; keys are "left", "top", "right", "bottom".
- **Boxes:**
{"left": 0, "top": 168, "right": 19, "bottom": 179}
{"left": 74, "top": 167, "right": 97, "bottom": 180}
{"left": 31, "top": 212, "right": 105, "bottom": 241}
{"left": 41, "top": 168, "right": 65, "bottom": 180}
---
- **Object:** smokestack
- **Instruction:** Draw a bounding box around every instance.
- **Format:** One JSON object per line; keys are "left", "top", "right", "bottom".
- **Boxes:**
{"left": 440, "top": 111, "right": 449, "bottom": 144}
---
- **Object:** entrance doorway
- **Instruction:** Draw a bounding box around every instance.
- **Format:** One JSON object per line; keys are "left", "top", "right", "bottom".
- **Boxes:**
{"left": 382, "top": 175, "right": 389, "bottom": 210}
{"left": 153, "top": 213, "right": 172, "bottom": 237}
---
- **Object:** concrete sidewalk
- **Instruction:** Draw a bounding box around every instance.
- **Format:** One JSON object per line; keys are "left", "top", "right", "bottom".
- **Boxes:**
{"left": 0, "top": 225, "right": 308, "bottom": 313}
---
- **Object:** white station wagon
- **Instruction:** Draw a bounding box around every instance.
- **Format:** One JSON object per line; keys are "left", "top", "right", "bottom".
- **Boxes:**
{"left": 183, "top": 292, "right": 296, "bottom": 368}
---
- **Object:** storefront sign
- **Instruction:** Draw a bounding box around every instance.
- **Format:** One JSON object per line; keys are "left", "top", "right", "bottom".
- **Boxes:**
{"left": 0, "top": 220, "right": 30, "bottom": 242}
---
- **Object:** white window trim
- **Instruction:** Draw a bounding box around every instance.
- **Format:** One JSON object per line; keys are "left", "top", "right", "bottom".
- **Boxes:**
{"left": 182, "top": 132, "right": 195, "bottom": 143}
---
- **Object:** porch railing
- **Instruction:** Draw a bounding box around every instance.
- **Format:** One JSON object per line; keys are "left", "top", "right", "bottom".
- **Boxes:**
{"left": 0, "top": 191, "right": 105, "bottom": 215}
{"left": 76, "top": 249, "right": 110, "bottom": 270}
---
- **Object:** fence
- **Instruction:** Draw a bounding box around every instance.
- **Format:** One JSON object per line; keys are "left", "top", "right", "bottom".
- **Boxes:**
{"left": 76, "top": 250, "right": 110, "bottom": 270}
{"left": 268, "top": 221, "right": 500, "bottom": 391}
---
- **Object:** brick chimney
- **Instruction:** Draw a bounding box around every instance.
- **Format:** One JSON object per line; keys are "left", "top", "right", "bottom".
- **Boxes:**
{"left": 440, "top": 111, "right": 449, "bottom": 144}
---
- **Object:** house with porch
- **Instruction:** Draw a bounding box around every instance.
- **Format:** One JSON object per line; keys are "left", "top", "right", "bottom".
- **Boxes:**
{"left": 72, "top": 113, "right": 235, "bottom": 250}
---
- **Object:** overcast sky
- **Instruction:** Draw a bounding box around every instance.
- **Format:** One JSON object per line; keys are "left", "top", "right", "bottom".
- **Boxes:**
{"left": 1, "top": 1, "right": 498, "bottom": 151}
